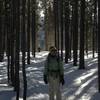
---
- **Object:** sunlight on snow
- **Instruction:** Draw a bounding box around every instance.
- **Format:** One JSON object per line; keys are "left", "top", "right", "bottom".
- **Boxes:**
{"left": 88, "top": 63, "right": 95, "bottom": 67}
{"left": 0, "top": 76, "right": 7, "bottom": 81}
{"left": 66, "top": 75, "right": 97, "bottom": 100}
{"left": 18, "top": 98, "right": 23, "bottom": 100}
{"left": 75, "top": 75, "right": 97, "bottom": 95}
{"left": 92, "top": 58, "right": 98, "bottom": 62}
{"left": 27, "top": 67, "right": 38, "bottom": 71}
{"left": 65, "top": 69, "right": 75, "bottom": 75}
{"left": 36, "top": 51, "right": 48, "bottom": 58}
{"left": 31, "top": 59, "right": 44, "bottom": 63}
{"left": 81, "top": 69, "right": 97, "bottom": 80}
{"left": 0, "top": 62, "right": 7, "bottom": 67}
{"left": 0, "top": 51, "right": 99, "bottom": 100}
{"left": 38, "top": 81, "right": 44, "bottom": 84}
{"left": 0, "top": 84, "right": 8, "bottom": 87}
{"left": 73, "top": 68, "right": 97, "bottom": 86}
{"left": 84, "top": 53, "right": 98, "bottom": 59}
{"left": 31, "top": 93, "right": 48, "bottom": 99}
{"left": 67, "top": 95, "right": 76, "bottom": 100}
{"left": 73, "top": 78, "right": 82, "bottom": 86}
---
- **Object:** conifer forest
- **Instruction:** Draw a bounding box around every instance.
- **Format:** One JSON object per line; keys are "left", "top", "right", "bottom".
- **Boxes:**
{"left": 0, "top": 0, "right": 100, "bottom": 100}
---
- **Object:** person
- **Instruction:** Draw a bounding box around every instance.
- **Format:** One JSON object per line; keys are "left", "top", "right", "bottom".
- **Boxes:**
{"left": 43, "top": 46, "right": 65, "bottom": 100}
{"left": 38, "top": 47, "right": 41, "bottom": 52}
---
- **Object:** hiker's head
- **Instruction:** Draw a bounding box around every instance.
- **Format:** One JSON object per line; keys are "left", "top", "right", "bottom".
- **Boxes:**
{"left": 49, "top": 46, "right": 57, "bottom": 56}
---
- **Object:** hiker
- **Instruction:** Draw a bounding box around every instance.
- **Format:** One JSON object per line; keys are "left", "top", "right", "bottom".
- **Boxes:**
{"left": 43, "top": 46, "right": 65, "bottom": 100}
{"left": 38, "top": 46, "right": 41, "bottom": 52}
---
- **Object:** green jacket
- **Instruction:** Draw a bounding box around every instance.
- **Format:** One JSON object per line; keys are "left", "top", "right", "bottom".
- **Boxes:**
{"left": 44, "top": 54, "right": 64, "bottom": 76}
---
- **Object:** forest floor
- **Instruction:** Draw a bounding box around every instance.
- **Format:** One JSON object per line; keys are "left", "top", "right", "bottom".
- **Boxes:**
{"left": 0, "top": 51, "right": 100, "bottom": 100}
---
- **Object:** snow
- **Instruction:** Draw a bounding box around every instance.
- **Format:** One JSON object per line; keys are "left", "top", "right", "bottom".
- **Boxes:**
{"left": 0, "top": 51, "right": 100, "bottom": 100}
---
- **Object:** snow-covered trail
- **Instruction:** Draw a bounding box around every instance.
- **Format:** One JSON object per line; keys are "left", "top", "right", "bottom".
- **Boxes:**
{"left": 0, "top": 51, "right": 100, "bottom": 100}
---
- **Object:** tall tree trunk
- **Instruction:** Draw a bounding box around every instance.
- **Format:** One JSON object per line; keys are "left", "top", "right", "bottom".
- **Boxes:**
{"left": 53, "top": 0, "right": 57, "bottom": 47}
{"left": 95, "top": 0, "right": 98, "bottom": 53}
{"left": 85, "top": 20, "right": 89, "bottom": 57}
{"left": 79, "top": 0, "right": 85, "bottom": 69}
{"left": 64, "top": 0, "right": 70, "bottom": 63}
{"left": 32, "top": 0, "right": 36, "bottom": 57}
{"left": 5, "top": 0, "right": 11, "bottom": 84}
{"left": 60, "top": 0, "right": 64, "bottom": 60}
{"left": 73, "top": 0, "right": 78, "bottom": 66}
{"left": 92, "top": 18, "right": 95, "bottom": 58}
{"left": 69, "top": 2, "right": 74, "bottom": 60}
{"left": 98, "top": 0, "right": 100, "bottom": 92}
{"left": 27, "top": 0, "right": 31, "bottom": 64}
{"left": 22, "top": 0, "right": 27, "bottom": 99}
{"left": 56, "top": 0, "right": 60, "bottom": 52}
{"left": 10, "top": 0, "right": 15, "bottom": 87}
{"left": 14, "top": 0, "right": 20, "bottom": 99}
{"left": 93, "top": 0, "right": 97, "bottom": 57}
{"left": 0, "top": 0, "right": 3, "bottom": 62}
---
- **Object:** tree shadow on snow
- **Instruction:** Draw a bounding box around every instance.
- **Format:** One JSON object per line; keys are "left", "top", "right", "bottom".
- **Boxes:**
{"left": 24, "top": 52, "right": 100, "bottom": 100}
{"left": 0, "top": 90, "right": 16, "bottom": 100}
{"left": 62, "top": 57, "right": 98, "bottom": 100}
{"left": 26, "top": 54, "right": 49, "bottom": 100}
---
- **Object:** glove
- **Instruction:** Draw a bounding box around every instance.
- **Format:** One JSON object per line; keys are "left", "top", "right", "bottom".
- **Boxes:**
{"left": 43, "top": 75, "right": 48, "bottom": 84}
{"left": 60, "top": 75, "right": 65, "bottom": 85}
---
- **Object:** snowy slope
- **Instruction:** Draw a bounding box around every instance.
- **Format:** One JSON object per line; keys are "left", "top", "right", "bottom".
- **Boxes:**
{"left": 0, "top": 51, "right": 100, "bottom": 100}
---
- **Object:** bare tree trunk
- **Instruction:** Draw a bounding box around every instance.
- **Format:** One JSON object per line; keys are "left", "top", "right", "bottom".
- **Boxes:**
{"left": 32, "top": 0, "right": 36, "bottom": 57}
{"left": 22, "top": 0, "right": 27, "bottom": 99}
{"left": 27, "top": 0, "right": 31, "bottom": 64}
{"left": 73, "top": 0, "right": 78, "bottom": 66}
{"left": 60, "top": 0, "right": 64, "bottom": 60}
{"left": 64, "top": 0, "right": 70, "bottom": 63}
{"left": 98, "top": 0, "right": 100, "bottom": 92}
{"left": 79, "top": 0, "right": 85, "bottom": 69}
